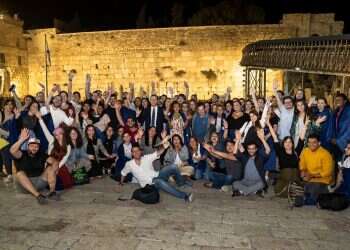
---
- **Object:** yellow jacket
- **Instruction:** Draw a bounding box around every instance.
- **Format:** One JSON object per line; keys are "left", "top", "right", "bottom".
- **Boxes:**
{"left": 299, "top": 146, "right": 334, "bottom": 185}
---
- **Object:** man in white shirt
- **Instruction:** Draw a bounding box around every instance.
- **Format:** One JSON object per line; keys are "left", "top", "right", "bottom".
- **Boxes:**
{"left": 273, "top": 81, "right": 294, "bottom": 140}
{"left": 119, "top": 140, "right": 193, "bottom": 202}
{"left": 40, "top": 94, "right": 74, "bottom": 128}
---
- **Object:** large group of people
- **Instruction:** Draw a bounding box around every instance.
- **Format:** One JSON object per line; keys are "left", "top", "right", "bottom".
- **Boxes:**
{"left": 0, "top": 71, "right": 350, "bottom": 208}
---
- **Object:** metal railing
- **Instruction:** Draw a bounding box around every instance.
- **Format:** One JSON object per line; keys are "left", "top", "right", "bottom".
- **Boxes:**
{"left": 240, "top": 35, "right": 350, "bottom": 75}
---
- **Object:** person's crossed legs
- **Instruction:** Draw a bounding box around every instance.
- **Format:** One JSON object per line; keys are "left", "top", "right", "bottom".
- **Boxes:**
{"left": 15, "top": 157, "right": 59, "bottom": 204}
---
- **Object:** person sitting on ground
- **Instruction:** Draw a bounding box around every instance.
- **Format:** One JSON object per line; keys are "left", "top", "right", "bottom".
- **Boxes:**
{"left": 333, "top": 141, "right": 350, "bottom": 199}
{"left": 118, "top": 139, "right": 193, "bottom": 202}
{"left": 266, "top": 117, "right": 307, "bottom": 197}
{"left": 113, "top": 132, "right": 133, "bottom": 182}
{"left": 203, "top": 140, "right": 243, "bottom": 191}
{"left": 188, "top": 137, "right": 207, "bottom": 180}
{"left": 299, "top": 134, "right": 334, "bottom": 205}
{"left": 232, "top": 129, "right": 271, "bottom": 197}
{"left": 10, "top": 128, "right": 60, "bottom": 204}
{"left": 163, "top": 134, "right": 194, "bottom": 181}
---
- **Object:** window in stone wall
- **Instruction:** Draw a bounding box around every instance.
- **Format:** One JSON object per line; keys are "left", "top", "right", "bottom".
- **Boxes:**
{"left": 0, "top": 53, "right": 5, "bottom": 65}
{"left": 18, "top": 56, "right": 22, "bottom": 66}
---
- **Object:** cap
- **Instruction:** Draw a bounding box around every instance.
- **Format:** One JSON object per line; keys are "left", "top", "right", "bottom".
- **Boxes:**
{"left": 27, "top": 138, "right": 40, "bottom": 145}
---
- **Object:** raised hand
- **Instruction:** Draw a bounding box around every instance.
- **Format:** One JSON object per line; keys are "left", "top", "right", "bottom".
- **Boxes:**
{"left": 235, "top": 130, "right": 242, "bottom": 141}
{"left": 19, "top": 128, "right": 30, "bottom": 141}
{"left": 51, "top": 84, "right": 59, "bottom": 93}
{"left": 161, "top": 129, "right": 167, "bottom": 139}
{"left": 114, "top": 102, "right": 121, "bottom": 111}
{"left": 223, "top": 119, "right": 228, "bottom": 130}
{"left": 272, "top": 79, "right": 278, "bottom": 92}
{"left": 184, "top": 81, "right": 189, "bottom": 89}
{"left": 256, "top": 128, "right": 265, "bottom": 141}
{"left": 86, "top": 74, "right": 91, "bottom": 84}
{"left": 68, "top": 69, "right": 76, "bottom": 81}
{"left": 37, "top": 82, "right": 45, "bottom": 90}
{"left": 34, "top": 111, "right": 42, "bottom": 119}
{"left": 315, "top": 115, "right": 327, "bottom": 126}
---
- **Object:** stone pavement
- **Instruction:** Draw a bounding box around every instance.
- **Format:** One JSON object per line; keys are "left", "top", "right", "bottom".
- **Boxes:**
{"left": 1, "top": 178, "right": 350, "bottom": 250}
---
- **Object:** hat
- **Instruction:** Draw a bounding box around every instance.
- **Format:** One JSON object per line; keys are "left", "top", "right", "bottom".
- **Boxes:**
{"left": 28, "top": 138, "right": 40, "bottom": 145}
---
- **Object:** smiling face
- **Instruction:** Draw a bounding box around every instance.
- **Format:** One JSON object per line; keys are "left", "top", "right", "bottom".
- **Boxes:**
{"left": 317, "top": 99, "right": 326, "bottom": 111}
{"left": 52, "top": 95, "right": 62, "bottom": 108}
{"left": 247, "top": 144, "right": 258, "bottom": 156}
{"left": 283, "top": 137, "right": 294, "bottom": 151}
{"left": 27, "top": 143, "right": 40, "bottom": 156}
{"left": 189, "top": 137, "right": 198, "bottom": 150}
{"left": 233, "top": 101, "right": 241, "bottom": 112}
{"left": 131, "top": 146, "right": 142, "bottom": 160}
{"left": 86, "top": 126, "right": 95, "bottom": 138}
{"left": 307, "top": 137, "right": 320, "bottom": 152}
{"left": 249, "top": 112, "right": 258, "bottom": 123}
{"left": 210, "top": 133, "right": 219, "bottom": 145}
{"left": 296, "top": 101, "right": 305, "bottom": 113}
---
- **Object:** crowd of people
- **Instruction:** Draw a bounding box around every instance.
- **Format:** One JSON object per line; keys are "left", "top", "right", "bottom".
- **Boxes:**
{"left": 0, "top": 71, "right": 350, "bottom": 207}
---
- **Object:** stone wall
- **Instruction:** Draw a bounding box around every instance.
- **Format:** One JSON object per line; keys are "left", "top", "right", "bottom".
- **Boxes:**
{"left": 0, "top": 14, "right": 28, "bottom": 97}
{"left": 0, "top": 13, "right": 344, "bottom": 98}
{"left": 27, "top": 25, "right": 295, "bottom": 98}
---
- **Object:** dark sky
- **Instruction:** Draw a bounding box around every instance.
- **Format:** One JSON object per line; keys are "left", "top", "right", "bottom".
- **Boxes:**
{"left": 1, "top": 0, "right": 349, "bottom": 32}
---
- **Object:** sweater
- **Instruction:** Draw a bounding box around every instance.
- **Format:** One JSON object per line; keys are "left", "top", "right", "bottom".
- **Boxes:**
{"left": 299, "top": 146, "right": 334, "bottom": 184}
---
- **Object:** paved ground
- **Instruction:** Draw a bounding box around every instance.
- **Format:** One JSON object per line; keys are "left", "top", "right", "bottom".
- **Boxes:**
{"left": 1, "top": 178, "right": 350, "bottom": 250}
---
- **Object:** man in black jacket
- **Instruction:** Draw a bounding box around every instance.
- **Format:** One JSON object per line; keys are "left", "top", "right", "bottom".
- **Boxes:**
{"left": 139, "top": 95, "right": 165, "bottom": 135}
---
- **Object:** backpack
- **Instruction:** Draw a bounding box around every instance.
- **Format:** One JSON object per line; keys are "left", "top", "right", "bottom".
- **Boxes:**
{"left": 287, "top": 181, "right": 305, "bottom": 207}
{"left": 132, "top": 184, "right": 160, "bottom": 204}
{"left": 72, "top": 167, "right": 90, "bottom": 185}
{"left": 317, "top": 193, "right": 349, "bottom": 211}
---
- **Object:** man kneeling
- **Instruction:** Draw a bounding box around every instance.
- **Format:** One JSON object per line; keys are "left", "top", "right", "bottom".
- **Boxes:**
{"left": 10, "top": 129, "right": 60, "bottom": 205}
{"left": 118, "top": 139, "right": 193, "bottom": 202}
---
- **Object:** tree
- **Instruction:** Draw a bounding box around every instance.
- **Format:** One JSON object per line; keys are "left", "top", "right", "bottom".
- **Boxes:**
{"left": 188, "top": 0, "right": 265, "bottom": 26}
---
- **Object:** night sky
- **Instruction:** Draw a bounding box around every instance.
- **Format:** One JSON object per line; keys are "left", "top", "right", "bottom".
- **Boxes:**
{"left": 1, "top": 0, "right": 349, "bottom": 32}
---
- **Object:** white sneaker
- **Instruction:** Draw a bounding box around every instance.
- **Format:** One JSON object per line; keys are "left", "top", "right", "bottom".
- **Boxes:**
{"left": 220, "top": 185, "right": 231, "bottom": 192}
{"left": 185, "top": 193, "right": 193, "bottom": 203}
{"left": 4, "top": 175, "right": 13, "bottom": 184}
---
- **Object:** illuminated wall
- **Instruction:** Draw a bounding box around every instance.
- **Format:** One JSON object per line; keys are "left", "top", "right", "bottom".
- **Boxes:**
{"left": 1, "top": 13, "right": 344, "bottom": 98}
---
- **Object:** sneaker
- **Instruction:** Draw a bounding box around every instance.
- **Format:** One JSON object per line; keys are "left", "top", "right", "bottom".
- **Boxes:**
{"left": 256, "top": 190, "right": 265, "bottom": 198}
{"left": 36, "top": 194, "right": 48, "bottom": 205}
{"left": 3, "top": 175, "right": 13, "bottom": 184}
{"left": 47, "top": 191, "right": 60, "bottom": 201}
{"left": 185, "top": 193, "right": 194, "bottom": 203}
{"left": 232, "top": 190, "right": 242, "bottom": 197}
{"left": 220, "top": 185, "right": 231, "bottom": 192}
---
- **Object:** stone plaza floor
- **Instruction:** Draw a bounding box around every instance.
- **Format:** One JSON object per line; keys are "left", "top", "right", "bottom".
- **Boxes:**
{"left": 1, "top": 178, "right": 350, "bottom": 250}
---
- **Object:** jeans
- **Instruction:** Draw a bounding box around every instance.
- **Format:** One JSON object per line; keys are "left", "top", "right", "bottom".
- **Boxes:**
{"left": 153, "top": 164, "right": 188, "bottom": 200}
{"left": 193, "top": 161, "right": 208, "bottom": 180}
{"left": 304, "top": 182, "right": 329, "bottom": 205}
{"left": 0, "top": 145, "right": 12, "bottom": 175}
{"left": 208, "top": 171, "right": 234, "bottom": 189}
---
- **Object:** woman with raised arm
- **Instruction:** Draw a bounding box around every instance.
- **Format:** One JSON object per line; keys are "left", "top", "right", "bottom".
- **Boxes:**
{"left": 267, "top": 117, "right": 307, "bottom": 197}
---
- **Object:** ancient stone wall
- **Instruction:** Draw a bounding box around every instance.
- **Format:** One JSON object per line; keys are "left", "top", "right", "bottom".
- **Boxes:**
{"left": 26, "top": 25, "right": 294, "bottom": 98}
{"left": 0, "top": 14, "right": 28, "bottom": 96}
{"left": 0, "top": 13, "right": 344, "bottom": 98}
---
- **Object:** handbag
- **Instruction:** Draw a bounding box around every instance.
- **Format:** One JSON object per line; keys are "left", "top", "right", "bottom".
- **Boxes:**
{"left": 72, "top": 167, "right": 90, "bottom": 185}
{"left": 132, "top": 184, "right": 160, "bottom": 204}
{"left": 56, "top": 165, "right": 74, "bottom": 191}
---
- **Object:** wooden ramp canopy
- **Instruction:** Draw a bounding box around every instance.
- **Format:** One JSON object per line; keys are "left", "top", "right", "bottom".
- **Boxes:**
{"left": 240, "top": 35, "right": 350, "bottom": 97}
